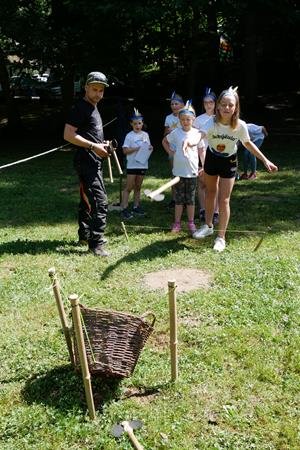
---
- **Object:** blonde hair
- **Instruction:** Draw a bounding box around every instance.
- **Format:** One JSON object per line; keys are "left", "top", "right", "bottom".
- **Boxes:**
{"left": 215, "top": 86, "right": 240, "bottom": 129}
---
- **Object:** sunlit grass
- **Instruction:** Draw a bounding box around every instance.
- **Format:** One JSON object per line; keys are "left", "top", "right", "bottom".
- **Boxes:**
{"left": 0, "top": 132, "right": 299, "bottom": 449}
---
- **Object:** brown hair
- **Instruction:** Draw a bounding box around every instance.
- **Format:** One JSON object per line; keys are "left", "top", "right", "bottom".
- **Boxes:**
{"left": 215, "top": 88, "right": 240, "bottom": 129}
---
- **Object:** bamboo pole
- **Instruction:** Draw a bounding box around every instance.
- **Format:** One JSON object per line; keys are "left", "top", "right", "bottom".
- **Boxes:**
{"left": 112, "top": 149, "right": 123, "bottom": 175}
{"left": 121, "top": 221, "right": 129, "bottom": 241}
{"left": 69, "top": 294, "right": 96, "bottom": 420}
{"left": 48, "top": 267, "right": 75, "bottom": 366}
{"left": 168, "top": 280, "right": 178, "bottom": 381}
{"left": 107, "top": 156, "right": 113, "bottom": 183}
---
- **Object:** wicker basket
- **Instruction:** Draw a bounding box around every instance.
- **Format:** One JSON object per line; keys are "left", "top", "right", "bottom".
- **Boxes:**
{"left": 73, "top": 304, "right": 156, "bottom": 378}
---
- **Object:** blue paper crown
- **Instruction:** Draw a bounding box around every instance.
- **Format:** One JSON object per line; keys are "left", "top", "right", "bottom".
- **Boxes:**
{"left": 203, "top": 87, "right": 216, "bottom": 101}
{"left": 178, "top": 100, "right": 195, "bottom": 116}
{"left": 130, "top": 107, "right": 144, "bottom": 120}
{"left": 170, "top": 91, "right": 184, "bottom": 104}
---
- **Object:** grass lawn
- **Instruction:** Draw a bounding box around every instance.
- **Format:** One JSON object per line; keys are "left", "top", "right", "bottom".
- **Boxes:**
{"left": 0, "top": 118, "right": 299, "bottom": 449}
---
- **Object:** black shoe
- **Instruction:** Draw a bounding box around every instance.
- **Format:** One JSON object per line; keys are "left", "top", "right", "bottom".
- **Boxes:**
{"left": 89, "top": 245, "right": 110, "bottom": 257}
{"left": 121, "top": 208, "right": 133, "bottom": 220}
{"left": 132, "top": 205, "right": 145, "bottom": 216}
{"left": 213, "top": 212, "right": 219, "bottom": 225}
{"left": 199, "top": 209, "right": 205, "bottom": 221}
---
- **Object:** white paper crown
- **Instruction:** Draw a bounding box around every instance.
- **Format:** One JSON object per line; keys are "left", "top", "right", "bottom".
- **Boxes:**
{"left": 131, "top": 107, "right": 143, "bottom": 120}
{"left": 226, "top": 85, "right": 238, "bottom": 94}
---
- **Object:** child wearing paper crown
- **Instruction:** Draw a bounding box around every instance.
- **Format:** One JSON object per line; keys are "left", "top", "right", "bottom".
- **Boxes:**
{"left": 194, "top": 87, "right": 219, "bottom": 224}
{"left": 193, "top": 86, "right": 278, "bottom": 252}
{"left": 121, "top": 108, "right": 153, "bottom": 220}
{"left": 162, "top": 101, "right": 205, "bottom": 234}
{"left": 163, "top": 92, "right": 185, "bottom": 207}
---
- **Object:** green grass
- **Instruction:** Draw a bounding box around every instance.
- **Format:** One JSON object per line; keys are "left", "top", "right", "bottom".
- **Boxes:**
{"left": 0, "top": 132, "right": 299, "bottom": 449}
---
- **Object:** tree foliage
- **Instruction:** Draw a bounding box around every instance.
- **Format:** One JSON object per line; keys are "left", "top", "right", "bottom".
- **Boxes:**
{"left": 0, "top": 0, "right": 299, "bottom": 127}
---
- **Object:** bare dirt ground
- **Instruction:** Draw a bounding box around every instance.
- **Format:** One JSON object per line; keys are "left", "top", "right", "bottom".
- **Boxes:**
{"left": 142, "top": 268, "right": 213, "bottom": 293}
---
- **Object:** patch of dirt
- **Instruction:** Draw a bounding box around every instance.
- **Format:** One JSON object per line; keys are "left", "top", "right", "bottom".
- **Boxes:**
{"left": 142, "top": 268, "right": 213, "bottom": 293}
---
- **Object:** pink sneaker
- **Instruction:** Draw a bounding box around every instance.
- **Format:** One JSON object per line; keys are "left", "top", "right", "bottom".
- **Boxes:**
{"left": 248, "top": 172, "right": 257, "bottom": 180}
{"left": 171, "top": 222, "right": 181, "bottom": 232}
{"left": 188, "top": 221, "right": 197, "bottom": 233}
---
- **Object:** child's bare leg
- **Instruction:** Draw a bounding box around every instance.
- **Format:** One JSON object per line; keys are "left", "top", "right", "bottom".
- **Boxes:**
{"left": 122, "top": 174, "right": 135, "bottom": 208}
{"left": 217, "top": 177, "right": 235, "bottom": 239}
{"left": 133, "top": 175, "right": 144, "bottom": 207}
{"left": 186, "top": 204, "right": 195, "bottom": 222}
{"left": 204, "top": 173, "right": 219, "bottom": 227}
{"left": 174, "top": 204, "right": 183, "bottom": 223}
{"left": 197, "top": 173, "right": 206, "bottom": 210}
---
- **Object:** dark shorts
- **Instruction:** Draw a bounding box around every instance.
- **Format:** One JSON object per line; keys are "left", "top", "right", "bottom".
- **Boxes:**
{"left": 204, "top": 148, "right": 237, "bottom": 178}
{"left": 126, "top": 168, "right": 147, "bottom": 176}
{"left": 174, "top": 177, "right": 197, "bottom": 205}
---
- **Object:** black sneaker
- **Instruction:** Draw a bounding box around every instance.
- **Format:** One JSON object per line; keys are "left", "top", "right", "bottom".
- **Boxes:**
{"left": 132, "top": 205, "right": 145, "bottom": 216}
{"left": 89, "top": 245, "right": 110, "bottom": 257}
{"left": 121, "top": 208, "right": 133, "bottom": 220}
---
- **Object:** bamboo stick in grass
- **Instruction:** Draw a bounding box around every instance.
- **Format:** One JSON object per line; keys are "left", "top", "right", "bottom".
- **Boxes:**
{"left": 69, "top": 294, "right": 96, "bottom": 420}
{"left": 48, "top": 267, "right": 75, "bottom": 366}
{"left": 168, "top": 280, "right": 178, "bottom": 381}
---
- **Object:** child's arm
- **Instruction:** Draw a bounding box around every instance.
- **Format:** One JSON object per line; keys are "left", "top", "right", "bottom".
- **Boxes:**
{"left": 198, "top": 141, "right": 206, "bottom": 167}
{"left": 162, "top": 136, "right": 175, "bottom": 156}
{"left": 243, "top": 141, "right": 278, "bottom": 172}
{"left": 163, "top": 126, "right": 171, "bottom": 136}
{"left": 122, "top": 146, "right": 140, "bottom": 155}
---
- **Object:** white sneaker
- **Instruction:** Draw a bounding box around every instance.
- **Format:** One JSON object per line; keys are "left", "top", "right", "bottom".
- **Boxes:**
{"left": 213, "top": 237, "right": 226, "bottom": 252}
{"left": 193, "top": 224, "right": 214, "bottom": 239}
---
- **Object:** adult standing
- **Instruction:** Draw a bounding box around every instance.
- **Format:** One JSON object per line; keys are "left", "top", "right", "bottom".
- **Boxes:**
{"left": 63, "top": 71, "right": 110, "bottom": 257}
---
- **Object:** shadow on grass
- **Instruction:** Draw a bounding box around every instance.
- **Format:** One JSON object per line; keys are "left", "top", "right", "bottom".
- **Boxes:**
{"left": 22, "top": 365, "right": 170, "bottom": 414}
{"left": 0, "top": 239, "right": 87, "bottom": 256}
{"left": 22, "top": 364, "right": 123, "bottom": 414}
{"left": 100, "top": 235, "right": 205, "bottom": 280}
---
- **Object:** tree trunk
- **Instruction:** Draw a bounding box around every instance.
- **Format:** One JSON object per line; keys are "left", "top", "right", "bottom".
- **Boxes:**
{"left": 0, "top": 47, "right": 22, "bottom": 132}
{"left": 243, "top": 11, "right": 257, "bottom": 106}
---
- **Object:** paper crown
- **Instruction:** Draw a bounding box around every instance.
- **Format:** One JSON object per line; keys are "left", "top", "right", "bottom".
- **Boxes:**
{"left": 178, "top": 100, "right": 195, "bottom": 116}
{"left": 130, "top": 107, "right": 144, "bottom": 120}
{"left": 224, "top": 85, "right": 238, "bottom": 95}
{"left": 203, "top": 87, "right": 216, "bottom": 101}
{"left": 170, "top": 91, "right": 184, "bottom": 104}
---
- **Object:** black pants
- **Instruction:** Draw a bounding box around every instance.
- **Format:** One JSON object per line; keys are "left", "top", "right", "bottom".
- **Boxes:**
{"left": 77, "top": 169, "right": 108, "bottom": 248}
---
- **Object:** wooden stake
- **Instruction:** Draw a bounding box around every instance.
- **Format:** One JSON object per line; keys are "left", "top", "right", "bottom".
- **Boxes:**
{"left": 112, "top": 150, "right": 123, "bottom": 175}
{"left": 69, "top": 294, "right": 96, "bottom": 420}
{"left": 121, "top": 221, "right": 129, "bottom": 241}
{"left": 253, "top": 235, "right": 264, "bottom": 251}
{"left": 48, "top": 267, "right": 75, "bottom": 366}
{"left": 168, "top": 280, "right": 178, "bottom": 381}
{"left": 107, "top": 156, "right": 113, "bottom": 183}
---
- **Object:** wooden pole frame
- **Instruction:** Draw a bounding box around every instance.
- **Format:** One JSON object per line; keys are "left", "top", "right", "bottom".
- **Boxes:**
{"left": 168, "top": 280, "right": 178, "bottom": 381}
{"left": 69, "top": 294, "right": 96, "bottom": 420}
{"left": 48, "top": 267, "right": 75, "bottom": 366}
